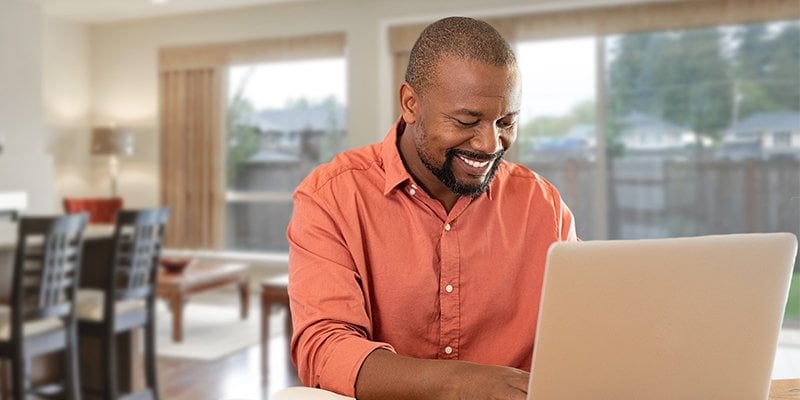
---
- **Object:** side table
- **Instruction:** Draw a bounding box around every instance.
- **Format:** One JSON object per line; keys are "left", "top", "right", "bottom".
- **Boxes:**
{"left": 261, "top": 274, "right": 293, "bottom": 383}
{"left": 157, "top": 261, "right": 250, "bottom": 342}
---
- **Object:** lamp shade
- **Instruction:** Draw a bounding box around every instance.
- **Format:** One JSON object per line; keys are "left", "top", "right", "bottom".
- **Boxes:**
{"left": 91, "top": 127, "right": 135, "bottom": 156}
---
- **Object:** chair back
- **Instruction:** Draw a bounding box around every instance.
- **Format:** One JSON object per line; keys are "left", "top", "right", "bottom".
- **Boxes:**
{"left": 11, "top": 214, "right": 88, "bottom": 326}
{"left": 63, "top": 197, "right": 123, "bottom": 224}
{"left": 108, "top": 209, "right": 169, "bottom": 304}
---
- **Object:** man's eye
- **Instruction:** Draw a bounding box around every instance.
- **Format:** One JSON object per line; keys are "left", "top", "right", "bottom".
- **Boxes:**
{"left": 456, "top": 119, "right": 479, "bottom": 127}
{"left": 497, "top": 119, "right": 516, "bottom": 129}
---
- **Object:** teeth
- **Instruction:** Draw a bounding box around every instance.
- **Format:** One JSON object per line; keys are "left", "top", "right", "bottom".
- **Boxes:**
{"left": 458, "top": 155, "right": 490, "bottom": 168}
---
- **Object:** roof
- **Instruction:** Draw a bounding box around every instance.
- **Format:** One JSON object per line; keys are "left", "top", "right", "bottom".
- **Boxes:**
{"left": 247, "top": 150, "right": 300, "bottom": 164}
{"left": 620, "top": 112, "right": 687, "bottom": 135}
{"left": 729, "top": 111, "right": 800, "bottom": 133}
{"left": 255, "top": 103, "right": 346, "bottom": 133}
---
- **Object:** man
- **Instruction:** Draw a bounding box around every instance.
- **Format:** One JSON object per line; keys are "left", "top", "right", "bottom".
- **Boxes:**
{"left": 287, "top": 16, "right": 577, "bottom": 399}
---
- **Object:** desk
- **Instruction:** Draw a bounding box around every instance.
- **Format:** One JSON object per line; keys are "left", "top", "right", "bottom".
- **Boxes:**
{"left": 271, "top": 379, "right": 800, "bottom": 400}
{"left": 770, "top": 379, "right": 800, "bottom": 399}
{"left": 157, "top": 261, "right": 249, "bottom": 343}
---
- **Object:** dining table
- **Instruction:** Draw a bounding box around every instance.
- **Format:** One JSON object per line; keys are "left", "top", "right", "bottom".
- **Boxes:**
{"left": 0, "top": 222, "right": 141, "bottom": 398}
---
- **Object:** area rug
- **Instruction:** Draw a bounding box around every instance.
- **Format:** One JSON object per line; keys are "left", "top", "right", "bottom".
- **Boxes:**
{"left": 154, "top": 301, "right": 264, "bottom": 361}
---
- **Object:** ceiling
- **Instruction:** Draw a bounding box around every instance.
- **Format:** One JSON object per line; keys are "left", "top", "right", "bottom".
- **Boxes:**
{"left": 30, "top": 0, "right": 314, "bottom": 23}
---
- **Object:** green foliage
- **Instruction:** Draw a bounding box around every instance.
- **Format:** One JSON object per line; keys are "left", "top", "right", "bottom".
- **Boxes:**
{"left": 320, "top": 95, "right": 344, "bottom": 162}
{"left": 226, "top": 68, "right": 261, "bottom": 184}
{"left": 607, "top": 29, "right": 733, "bottom": 145}
{"left": 606, "top": 21, "right": 799, "bottom": 148}
{"left": 786, "top": 272, "right": 800, "bottom": 323}
{"left": 734, "top": 23, "right": 800, "bottom": 118}
{"left": 518, "top": 99, "right": 595, "bottom": 139}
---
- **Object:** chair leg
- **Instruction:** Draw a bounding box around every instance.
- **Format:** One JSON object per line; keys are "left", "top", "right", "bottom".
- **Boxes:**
{"left": 144, "top": 322, "right": 159, "bottom": 400}
{"left": 65, "top": 325, "right": 81, "bottom": 400}
{"left": 261, "top": 297, "right": 269, "bottom": 384}
{"left": 0, "top": 359, "right": 8, "bottom": 400}
{"left": 11, "top": 352, "right": 25, "bottom": 400}
{"left": 105, "top": 331, "right": 119, "bottom": 400}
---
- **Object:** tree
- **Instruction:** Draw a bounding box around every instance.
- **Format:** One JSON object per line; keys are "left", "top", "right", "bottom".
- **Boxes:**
{"left": 226, "top": 68, "right": 261, "bottom": 186}
{"left": 606, "top": 28, "right": 733, "bottom": 147}
{"left": 518, "top": 99, "right": 595, "bottom": 139}
{"left": 733, "top": 22, "right": 800, "bottom": 118}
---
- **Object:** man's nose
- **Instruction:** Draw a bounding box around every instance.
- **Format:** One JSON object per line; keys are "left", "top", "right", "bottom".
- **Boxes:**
{"left": 469, "top": 124, "right": 503, "bottom": 155}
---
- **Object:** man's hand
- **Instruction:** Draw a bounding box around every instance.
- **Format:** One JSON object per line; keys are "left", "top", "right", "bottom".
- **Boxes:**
{"left": 355, "top": 349, "right": 529, "bottom": 400}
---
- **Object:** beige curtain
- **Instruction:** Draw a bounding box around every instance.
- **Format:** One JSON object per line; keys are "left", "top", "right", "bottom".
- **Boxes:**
{"left": 158, "top": 32, "right": 345, "bottom": 249}
{"left": 159, "top": 68, "right": 223, "bottom": 248}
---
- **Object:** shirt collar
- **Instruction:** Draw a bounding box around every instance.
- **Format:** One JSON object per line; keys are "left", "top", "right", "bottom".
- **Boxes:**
{"left": 380, "top": 117, "right": 498, "bottom": 200}
{"left": 382, "top": 118, "right": 412, "bottom": 195}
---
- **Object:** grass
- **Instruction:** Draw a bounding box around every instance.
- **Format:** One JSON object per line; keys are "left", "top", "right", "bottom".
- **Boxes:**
{"left": 786, "top": 272, "right": 800, "bottom": 323}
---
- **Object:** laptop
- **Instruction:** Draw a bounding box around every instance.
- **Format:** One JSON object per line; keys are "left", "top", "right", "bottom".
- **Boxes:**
{"left": 528, "top": 233, "right": 798, "bottom": 400}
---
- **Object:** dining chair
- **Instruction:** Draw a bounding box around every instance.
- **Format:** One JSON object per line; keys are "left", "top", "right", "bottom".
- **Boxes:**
{"left": 0, "top": 213, "right": 89, "bottom": 400}
{"left": 76, "top": 208, "right": 169, "bottom": 400}
{"left": 63, "top": 197, "right": 123, "bottom": 225}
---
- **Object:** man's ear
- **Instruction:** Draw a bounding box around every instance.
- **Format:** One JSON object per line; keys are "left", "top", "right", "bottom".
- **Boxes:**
{"left": 399, "top": 82, "right": 419, "bottom": 124}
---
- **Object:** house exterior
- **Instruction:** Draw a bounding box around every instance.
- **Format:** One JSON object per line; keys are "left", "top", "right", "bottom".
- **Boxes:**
{"left": 616, "top": 112, "right": 702, "bottom": 159}
{"left": 719, "top": 111, "right": 800, "bottom": 161}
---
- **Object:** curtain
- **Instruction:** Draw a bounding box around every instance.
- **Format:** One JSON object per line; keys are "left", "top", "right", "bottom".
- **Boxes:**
{"left": 158, "top": 32, "right": 345, "bottom": 249}
{"left": 159, "top": 68, "right": 223, "bottom": 248}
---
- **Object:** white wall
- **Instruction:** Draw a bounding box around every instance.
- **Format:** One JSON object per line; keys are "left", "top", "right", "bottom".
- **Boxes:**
{"left": 0, "top": 0, "right": 56, "bottom": 214}
{"left": 42, "top": 16, "right": 94, "bottom": 199}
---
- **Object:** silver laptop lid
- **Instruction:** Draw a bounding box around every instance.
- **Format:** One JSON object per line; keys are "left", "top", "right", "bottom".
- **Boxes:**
{"left": 528, "top": 233, "right": 797, "bottom": 400}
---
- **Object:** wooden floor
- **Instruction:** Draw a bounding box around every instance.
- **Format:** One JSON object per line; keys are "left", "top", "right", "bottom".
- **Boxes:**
{"left": 115, "top": 288, "right": 301, "bottom": 400}
{"left": 152, "top": 295, "right": 301, "bottom": 400}
{"left": 156, "top": 341, "right": 301, "bottom": 400}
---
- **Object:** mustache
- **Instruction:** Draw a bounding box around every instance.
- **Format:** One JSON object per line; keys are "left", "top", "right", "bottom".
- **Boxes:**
{"left": 446, "top": 148, "right": 505, "bottom": 162}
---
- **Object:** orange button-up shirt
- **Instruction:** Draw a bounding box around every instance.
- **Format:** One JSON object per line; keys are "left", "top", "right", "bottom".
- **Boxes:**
{"left": 288, "top": 119, "right": 577, "bottom": 396}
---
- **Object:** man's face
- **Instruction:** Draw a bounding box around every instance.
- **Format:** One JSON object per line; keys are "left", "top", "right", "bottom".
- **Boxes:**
{"left": 409, "top": 56, "right": 521, "bottom": 197}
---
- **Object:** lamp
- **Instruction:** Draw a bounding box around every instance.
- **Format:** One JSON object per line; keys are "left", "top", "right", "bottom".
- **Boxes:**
{"left": 91, "top": 127, "right": 134, "bottom": 197}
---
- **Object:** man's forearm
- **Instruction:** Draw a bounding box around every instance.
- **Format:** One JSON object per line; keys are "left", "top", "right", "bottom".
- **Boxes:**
{"left": 354, "top": 349, "right": 529, "bottom": 400}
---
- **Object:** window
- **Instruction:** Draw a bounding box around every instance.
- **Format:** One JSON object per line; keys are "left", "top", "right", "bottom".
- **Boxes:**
{"left": 604, "top": 22, "right": 799, "bottom": 240}
{"left": 774, "top": 131, "right": 792, "bottom": 147}
{"left": 226, "top": 58, "right": 347, "bottom": 252}
{"left": 516, "top": 38, "right": 597, "bottom": 239}
{"left": 517, "top": 21, "right": 800, "bottom": 328}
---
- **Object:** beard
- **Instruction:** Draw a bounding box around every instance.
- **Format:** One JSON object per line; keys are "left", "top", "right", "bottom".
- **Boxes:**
{"left": 418, "top": 146, "right": 505, "bottom": 197}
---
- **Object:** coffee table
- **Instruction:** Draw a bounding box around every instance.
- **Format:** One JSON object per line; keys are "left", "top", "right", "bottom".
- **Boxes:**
{"left": 157, "top": 261, "right": 250, "bottom": 342}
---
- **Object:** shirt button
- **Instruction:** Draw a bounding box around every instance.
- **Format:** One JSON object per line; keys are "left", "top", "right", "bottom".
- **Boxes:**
{"left": 444, "top": 223, "right": 451, "bottom": 232}
{"left": 445, "top": 284, "right": 454, "bottom": 293}
{"left": 408, "top": 188, "right": 416, "bottom": 196}
{"left": 444, "top": 346, "right": 453, "bottom": 355}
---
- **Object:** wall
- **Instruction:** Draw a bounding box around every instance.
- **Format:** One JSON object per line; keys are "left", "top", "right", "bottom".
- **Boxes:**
{"left": 42, "top": 16, "right": 94, "bottom": 199}
{"left": 0, "top": 0, "right": 56, "bottom": 214}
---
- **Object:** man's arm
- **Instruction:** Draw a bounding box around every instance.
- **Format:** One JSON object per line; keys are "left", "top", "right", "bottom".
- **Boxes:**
{"left": 289, "top": 189, "right": 393, "bottom": 395}
{"left": 355, "top": 349, "right": 529, "bottom": 400}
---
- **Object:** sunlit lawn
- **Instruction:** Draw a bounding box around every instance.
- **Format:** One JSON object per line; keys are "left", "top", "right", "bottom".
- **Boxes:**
{"left": 787, "top": 272, "right": 800, "bottom": 323}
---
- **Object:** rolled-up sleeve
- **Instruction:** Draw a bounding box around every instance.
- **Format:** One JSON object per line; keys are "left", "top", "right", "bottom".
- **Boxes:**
{"left": 287, "top": 188, "right": 394, "bottom": 397}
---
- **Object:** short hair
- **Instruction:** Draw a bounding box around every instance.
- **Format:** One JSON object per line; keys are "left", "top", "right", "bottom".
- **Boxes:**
{"left": 405, "top": 16, "right": 517, "bottom": 96}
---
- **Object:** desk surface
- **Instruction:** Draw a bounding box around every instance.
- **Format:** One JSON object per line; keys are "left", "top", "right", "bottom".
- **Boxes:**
{"left": 272, "top": 380, "right": 800, "bottom": 400}
{"left": 770, "top": 379, "right": 800, "bottom": 399}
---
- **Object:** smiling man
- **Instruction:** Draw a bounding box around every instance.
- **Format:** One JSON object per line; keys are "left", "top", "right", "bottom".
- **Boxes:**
{"left": 288, "top": 16, "right": 578, "bottom": 400}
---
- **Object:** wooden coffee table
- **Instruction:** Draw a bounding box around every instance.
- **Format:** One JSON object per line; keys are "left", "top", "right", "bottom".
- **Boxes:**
{"left": 157, "top": 261, "right": 250, "bottom": 342}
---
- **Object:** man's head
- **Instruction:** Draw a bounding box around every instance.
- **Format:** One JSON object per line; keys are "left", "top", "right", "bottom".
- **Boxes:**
{"left": 405, "top": 16, "right": 517, "bottom": 97}
{"left": 399, "top": 17, "right": 521, "bottom": 201}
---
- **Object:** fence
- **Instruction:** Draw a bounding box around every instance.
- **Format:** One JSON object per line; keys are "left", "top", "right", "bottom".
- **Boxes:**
{"left": 532, "top": 158, "right": 800, "bottom": 252}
